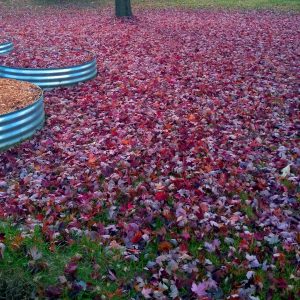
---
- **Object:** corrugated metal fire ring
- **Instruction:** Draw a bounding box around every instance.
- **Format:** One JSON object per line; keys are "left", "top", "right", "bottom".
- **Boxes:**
{"left": 0, "top": 41, "right": 13, "bottom": 55}
{"left": 0, "top": 51, "right": 97, "bottom": 89}
{"left": 0, "top": 89, "right": 45, "bottom": 151}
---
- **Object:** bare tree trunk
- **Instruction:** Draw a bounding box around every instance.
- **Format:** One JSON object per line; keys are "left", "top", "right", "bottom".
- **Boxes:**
{"left": 115, "top": 0, "right": 132, "bottom": 18}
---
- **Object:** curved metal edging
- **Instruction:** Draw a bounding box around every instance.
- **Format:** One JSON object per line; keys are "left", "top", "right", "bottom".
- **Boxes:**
{"left": 0, "top": 94, "right": 45, "bottom": 151}
{"left": 0, "top": 56, "right": 97, "bottom": 88}
{"left": 0, "top": 41, "right": 14, "bottom": 55}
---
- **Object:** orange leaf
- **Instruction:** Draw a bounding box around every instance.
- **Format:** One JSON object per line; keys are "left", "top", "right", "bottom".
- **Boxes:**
{"left": 106, "top": 288, "right": 122, "bottom": 299}
{"left": 188, "top": 113, "right": 196, "bottom": 122}
{"left": 121, "top": 139, "right": 131, "bottom": 145}
{"left": 164, "top": 123, "right": 173, "bottom": 130}
{"left": 131, "top": 231, "right": 143, "bottom": 244}
{"left": 88, "top": 153, "right": 97, "bottom": 167}
{"left": 158, "top": 241, "right": 172, "bottom": 252}
{"left": 11, "top": 234, "right": 24, "bottom": 250}
{"left": 204, "top": 165, "right": 212, "bottom": 172}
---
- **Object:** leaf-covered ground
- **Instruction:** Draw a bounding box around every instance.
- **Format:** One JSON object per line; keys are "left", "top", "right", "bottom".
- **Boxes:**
{"left": 0, "top": 6, "right": 299, "bottom": 300}
{"left": 1, "top": 47, "right": 94, "bottom": 68}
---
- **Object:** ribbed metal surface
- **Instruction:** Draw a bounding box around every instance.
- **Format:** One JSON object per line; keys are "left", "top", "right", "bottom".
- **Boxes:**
{"left": 0, "top": 94, "right": 45, "bottom": 151}
{"left": 0, "top": 57, "right": 97, "bottom": 89}
{"left": 0, "top": 41, "right": 13, "bottom": 55}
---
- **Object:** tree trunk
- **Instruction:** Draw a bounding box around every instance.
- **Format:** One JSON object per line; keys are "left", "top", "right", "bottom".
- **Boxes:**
{"left": 115, "top": 0, "right": 132, "bottom": 18}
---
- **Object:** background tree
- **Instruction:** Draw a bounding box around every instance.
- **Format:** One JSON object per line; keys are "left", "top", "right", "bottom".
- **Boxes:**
{"left": 115, "top": 0, "right": 132, "bottom": 17}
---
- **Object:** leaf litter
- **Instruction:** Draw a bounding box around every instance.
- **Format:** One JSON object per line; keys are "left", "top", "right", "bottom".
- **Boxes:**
{"left": 0, "top": 6, "right": 299, "bottom": 299}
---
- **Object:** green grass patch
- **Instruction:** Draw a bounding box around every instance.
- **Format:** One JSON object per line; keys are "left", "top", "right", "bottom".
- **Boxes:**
{"left": 2, "top": 0, "right": 300, "bottom": 11}
{"left": 0, "top": 223, "right": 147, "bottom": 299}
{"left": 133, "top": 0, "right": 300, "bottom": 10}
{"left": 0, "top": 222, "right": 299, "bottom": 299}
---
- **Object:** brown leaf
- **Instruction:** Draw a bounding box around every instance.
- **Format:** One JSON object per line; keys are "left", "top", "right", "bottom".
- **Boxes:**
{"left": 11, "top": 234, "right": 24, "bottom": 250}
{"left": 158, "top": 241, "right": 172, "bottom": 252}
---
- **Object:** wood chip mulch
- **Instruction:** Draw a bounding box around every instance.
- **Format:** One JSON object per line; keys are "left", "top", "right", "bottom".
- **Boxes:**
{"left": 0, "top": 79, "right": 42, "bottom": 116}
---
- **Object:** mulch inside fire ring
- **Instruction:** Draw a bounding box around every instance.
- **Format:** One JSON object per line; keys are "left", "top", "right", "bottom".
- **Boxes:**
{"left": 0, "top": 78, "right": 42, "bottom": 115}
